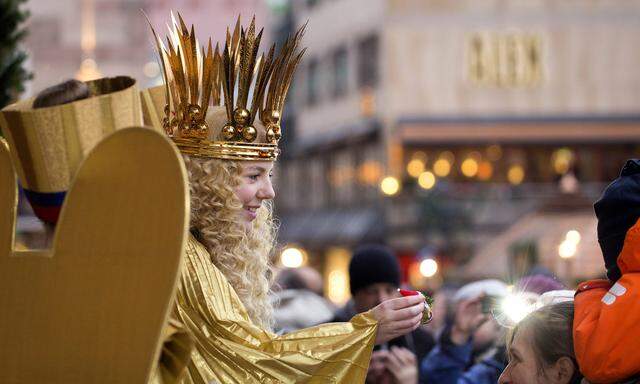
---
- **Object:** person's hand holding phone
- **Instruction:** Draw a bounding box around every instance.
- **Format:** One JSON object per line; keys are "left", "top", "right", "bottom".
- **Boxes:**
{"left": 450, "top": 294, "right": 489, "bottom": 345}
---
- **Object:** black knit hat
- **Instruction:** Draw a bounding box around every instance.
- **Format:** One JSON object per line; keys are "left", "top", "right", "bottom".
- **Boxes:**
{"left": 349, "top": 244, "right": 401, "bottom": 295}
{"left": 594, "top": 159, "right": 640, "bottom": 281}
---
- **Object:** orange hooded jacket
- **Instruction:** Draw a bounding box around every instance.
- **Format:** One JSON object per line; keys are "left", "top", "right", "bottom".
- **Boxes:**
{"left": 574, "top": 219, "right": 640, "bottom": 383}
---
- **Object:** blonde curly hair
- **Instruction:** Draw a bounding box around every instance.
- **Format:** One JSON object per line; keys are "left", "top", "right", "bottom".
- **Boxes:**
{"left": 183, "top": 155, "right": 277, "bottom": 330}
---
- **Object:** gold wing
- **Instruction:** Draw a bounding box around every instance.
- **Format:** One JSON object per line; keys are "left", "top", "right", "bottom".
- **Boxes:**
{"left": 0, "top": 128, "right": 190, "bottom": 383}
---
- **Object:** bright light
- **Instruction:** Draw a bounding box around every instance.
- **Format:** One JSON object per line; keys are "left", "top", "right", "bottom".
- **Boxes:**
{"left": 508, "top": 165, "right": 525, "bottom": 185}
{"left": 501, "top": 294, "right": 537, "bottom": 323}
{"left": 380, "top": 176, "right": 400, "bottom": 196}
{"left": 566, "top": 230, "right": 581, "bottom": 244}
{"left": 558, "top": 240, "right": 577, "bottom": 259}
{"left": 280, "top": 247, "right": 305, "bottom": 268}
{"left": 327, "top": 270, "right": 349, "bottom": 304}
{"left": 419, "top": 259, "right": 438, "bottom": 277}
{"left": 418, "top": 171, "right": 436, "bottom": 190}
{"left": 407, "top": 158, "right": 426, "bottom": 178}
{"left": 461, "top": 158, "right": 479, "bottom": 177}
{"left": 433, "top": 158, "right": 452, "bottom": 177}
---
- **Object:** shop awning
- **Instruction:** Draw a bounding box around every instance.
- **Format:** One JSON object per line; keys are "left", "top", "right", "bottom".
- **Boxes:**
{"left": 278, "top": 208, "right": 384, "bottom": 246}
{"left": 398, "top": 115, "right": 640, "bottom": 145}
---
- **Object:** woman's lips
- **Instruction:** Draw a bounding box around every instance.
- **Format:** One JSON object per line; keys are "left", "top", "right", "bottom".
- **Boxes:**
{"left": 245, "top": 206, "right": 259, "bottom": 220}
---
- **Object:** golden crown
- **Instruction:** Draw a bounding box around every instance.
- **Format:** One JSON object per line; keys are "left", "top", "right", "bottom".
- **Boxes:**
{"left": 148, "top": 13, "right": 306, "bottom": 161}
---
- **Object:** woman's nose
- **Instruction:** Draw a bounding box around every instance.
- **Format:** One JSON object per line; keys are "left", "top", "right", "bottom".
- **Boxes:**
{"left": 498, "top": 365, "right": 511, "bottom": 384}
{"left": 257, "top": 178, "right": 275, "bottom": 200}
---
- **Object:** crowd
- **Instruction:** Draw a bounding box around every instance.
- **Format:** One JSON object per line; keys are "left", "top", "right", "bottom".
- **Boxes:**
{"left": 272, "top": 160, "right": 640, "bottom": 384}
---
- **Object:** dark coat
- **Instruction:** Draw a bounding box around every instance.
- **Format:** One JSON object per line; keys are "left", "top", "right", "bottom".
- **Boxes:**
{"left": 419, "top": 325, "right": 505, "bottom": 384}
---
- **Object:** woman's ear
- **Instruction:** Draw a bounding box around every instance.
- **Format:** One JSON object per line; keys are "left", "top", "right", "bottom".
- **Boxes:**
{"left": 550, "top": 356, "right": 577, "bottom": 384}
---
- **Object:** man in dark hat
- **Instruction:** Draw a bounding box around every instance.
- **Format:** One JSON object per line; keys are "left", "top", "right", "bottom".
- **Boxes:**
{"left": 332, "top": 245, "right": 435, "bottom": 384}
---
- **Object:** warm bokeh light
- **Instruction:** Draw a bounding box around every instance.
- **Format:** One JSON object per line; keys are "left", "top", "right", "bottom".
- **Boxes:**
{"left": 418, "top": 171, "right": 436, "bottom": 189}
{"left": 325, "top": 247, "right": 351, "bottom": 305}
{"left": 380, "top": 176, "right": 400, "bottom": 196}
{"left": 508, "top": 165, "right": 525, "bottom": 185}
{"left": 461, "top": 158, "right": 479, "bottom": 177}
{"left": 419, "top": 259, "right": 438, "bottom": 277}
{"left": 566, "top": 230, "right": 581, "bottom": 244}
{"left": 407, "top": 158, "right": 426, "bottom": 178}
{"left": 558, "top": 240, "right": 577, "bottom": 259}
{"left": 433, "top": 158, "right": 452, "bottom": 177}
{"left": 76, "top": 58, "right": 102, "bottom": 81}
{"left": 477, "top": 161, "right": 493, "bottom": 180}
{"left": 280, "top": 246, "right": 306, "bottom": 268}
{"left": 358, "top": 161, "right": 383, "bottom": 185}
{"left": 552, "top": 148, "right": 574, "bottom": 175}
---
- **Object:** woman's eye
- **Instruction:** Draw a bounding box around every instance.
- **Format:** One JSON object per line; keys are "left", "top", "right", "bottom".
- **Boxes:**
{"left": 247, "top": 174, "right": 259, "bottom": 181}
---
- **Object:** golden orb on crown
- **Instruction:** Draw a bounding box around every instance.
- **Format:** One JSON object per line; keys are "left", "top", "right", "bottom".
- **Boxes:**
{"left": 221, "top": 124, "right": 237, "bottom": 141}
{"left": 233, "top": 108, "right": 251, "bottom": 126}
{"left": 242, "top": 126, "right": 257, "bottom": 142}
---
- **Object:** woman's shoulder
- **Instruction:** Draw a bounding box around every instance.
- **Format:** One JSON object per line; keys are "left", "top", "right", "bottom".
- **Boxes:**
{"left": 182, "top": 234, "right": 225, "bottom": 280}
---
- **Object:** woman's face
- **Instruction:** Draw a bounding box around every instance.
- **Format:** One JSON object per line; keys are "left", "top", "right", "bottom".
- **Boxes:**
{"left": 498, "top": 328, "right": 574, "bottom": 384}
{"left": 234, "top": 161, "right": 275, "bottom": 228}
{"left": 499, "top": 328, "right": 543, "bottom": 384}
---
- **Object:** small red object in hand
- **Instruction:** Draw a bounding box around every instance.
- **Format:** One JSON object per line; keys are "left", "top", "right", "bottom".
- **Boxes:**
{"left": 398, "top": 289, "right": 433, "bottom": 325}
{"left": 398, "top": 289, "right": 421, "bottom": 297}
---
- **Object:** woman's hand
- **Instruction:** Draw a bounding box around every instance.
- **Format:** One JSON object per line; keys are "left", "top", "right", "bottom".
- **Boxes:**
{"left": 371, "top": 295, "right": 425, "bottom": 345}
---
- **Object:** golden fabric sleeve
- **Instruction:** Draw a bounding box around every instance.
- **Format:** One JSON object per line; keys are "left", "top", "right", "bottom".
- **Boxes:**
{"left": 149, "top": 320, "right": 195, "bottom": 384}
{"left": 174, "top": 236, "right": 378, "bottom": 384}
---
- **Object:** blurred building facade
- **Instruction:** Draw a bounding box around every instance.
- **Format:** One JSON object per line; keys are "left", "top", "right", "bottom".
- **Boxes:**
{"left": 23, "top": 0, "right": 270, "bottom": 95}
{"left": 274, "top": 0, "right": 640, "bottom": 291}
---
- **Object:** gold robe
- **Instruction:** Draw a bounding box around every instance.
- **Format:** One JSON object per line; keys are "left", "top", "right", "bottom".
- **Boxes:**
{"left": 174, "top": 235, "right": 378, "bottom": 383}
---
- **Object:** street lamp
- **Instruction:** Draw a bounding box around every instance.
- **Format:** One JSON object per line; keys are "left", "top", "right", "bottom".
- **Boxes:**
{"left": 280, "top": 246, "right": 307, "bottom": 268}
{"left": 380, "top": 176, "right": 400, "bottom": 196}
{"left": 419, "top": 259, "right": 438, "bottom": 278}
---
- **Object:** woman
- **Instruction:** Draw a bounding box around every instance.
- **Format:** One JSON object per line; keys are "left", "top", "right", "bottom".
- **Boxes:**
{"left": 498, "top": 302, "right": 582, "bottom": 384}
{"left": 146, "top": 15, "right": 429, "bottom": 383}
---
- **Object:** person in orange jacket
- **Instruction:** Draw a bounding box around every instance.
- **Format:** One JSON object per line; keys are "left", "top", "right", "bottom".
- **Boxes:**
{"left": 574, "top": 159, "right": 640, "bottom": 383}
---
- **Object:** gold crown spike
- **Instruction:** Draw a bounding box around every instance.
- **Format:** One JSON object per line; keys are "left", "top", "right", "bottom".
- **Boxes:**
{"left": 260, "top": 22, "right": 307, "bottom": 143}
{"left": 147, "top": 14, "right": 306, "bottom": 161}
{"left": 220, "top": 16, "right": 271, "bottom": 143}
{"left": 148, "top": 12, "right": 220, "bottom": 139}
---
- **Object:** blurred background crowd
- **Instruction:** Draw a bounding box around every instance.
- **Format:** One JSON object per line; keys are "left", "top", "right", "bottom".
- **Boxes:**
{"left": 4, "top": 0, "right": 640, "bottom": 383}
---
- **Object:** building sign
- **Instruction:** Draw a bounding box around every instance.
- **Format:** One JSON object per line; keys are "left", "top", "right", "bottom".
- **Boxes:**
{"left": 467, "top": 32, "right": 543, "bottom": 88}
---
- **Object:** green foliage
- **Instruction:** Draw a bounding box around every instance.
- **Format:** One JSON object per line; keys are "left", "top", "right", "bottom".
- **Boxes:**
{"left": 0, "top": 0, "right": 32, "bottom": 109}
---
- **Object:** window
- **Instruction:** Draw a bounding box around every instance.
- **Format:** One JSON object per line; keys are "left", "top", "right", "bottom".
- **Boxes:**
{"left": 357, "top": 34, "right": 379, "bottom": 88}
{"left": 306, "top": 58, "right": 319, "bottom": 106}
{"left": 331, "top": 46, "right": 348, "bottom": 97}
